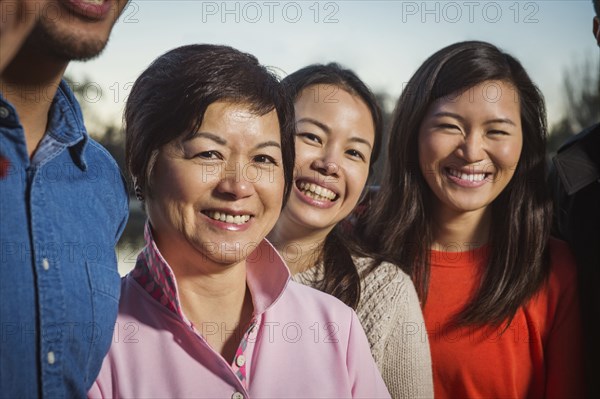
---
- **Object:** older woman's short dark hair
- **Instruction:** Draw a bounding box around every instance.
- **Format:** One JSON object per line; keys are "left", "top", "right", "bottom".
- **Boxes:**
{"left": 125, "top": 44, "right": 295, "bottom": 204}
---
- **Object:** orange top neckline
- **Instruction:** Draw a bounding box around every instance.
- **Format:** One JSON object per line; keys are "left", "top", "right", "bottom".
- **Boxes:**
{"left": 429, "top": 243, "right": 491, "bottom": 268}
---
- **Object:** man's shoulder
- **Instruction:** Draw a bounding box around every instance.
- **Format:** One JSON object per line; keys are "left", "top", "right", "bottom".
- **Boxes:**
{"left": 557, "top": 123, "right": 600, "bottom": 154}
{"left": 85, "top": 137, "right": 122, "bottom": 171}
{"left": 553, "top": 123, "right": 600, "bottom": 196}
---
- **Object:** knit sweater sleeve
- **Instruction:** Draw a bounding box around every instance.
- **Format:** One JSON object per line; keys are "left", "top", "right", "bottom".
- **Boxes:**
{"left": 355, "top": 259, "right": 434, "bottom": 399}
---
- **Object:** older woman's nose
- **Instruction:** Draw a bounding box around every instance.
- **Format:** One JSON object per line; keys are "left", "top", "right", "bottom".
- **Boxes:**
{"left": 216, "top": 162, "right": 255, "bottom": 199}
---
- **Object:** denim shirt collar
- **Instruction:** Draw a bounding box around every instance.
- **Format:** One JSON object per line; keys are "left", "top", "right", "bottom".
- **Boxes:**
{"left": 0, "top": 79, "right": 89, "bottom": 170}
{"left": 47, "top": 80, "right": 89, "bottom": 170}
{"left": 131, "top": 222, "right": 291, "bottom": 326}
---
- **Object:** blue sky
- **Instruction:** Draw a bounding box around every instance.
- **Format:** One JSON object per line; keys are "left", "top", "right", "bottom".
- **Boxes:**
{"left": 67, "top": 0, "right": 599, "bottom": 128}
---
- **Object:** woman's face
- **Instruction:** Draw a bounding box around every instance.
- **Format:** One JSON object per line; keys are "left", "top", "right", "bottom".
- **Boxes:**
{"left": 281, "top": 84, "right": 375, "bottom": 234}
{"left": 418, "top": 80, "right": 523, "bottom": 217}
{"left": 146, "top": 101, "right": 285, "bottom": 268}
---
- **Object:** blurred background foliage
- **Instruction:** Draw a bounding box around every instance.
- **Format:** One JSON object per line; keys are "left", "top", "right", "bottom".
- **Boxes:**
{"left": 547, "top": 56, "right": 600, "bottom": 154}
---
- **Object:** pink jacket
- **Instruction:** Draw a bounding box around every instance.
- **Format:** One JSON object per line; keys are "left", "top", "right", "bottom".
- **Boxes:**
{"left": 89, "top": 225, "right": 390, "bottom": 398}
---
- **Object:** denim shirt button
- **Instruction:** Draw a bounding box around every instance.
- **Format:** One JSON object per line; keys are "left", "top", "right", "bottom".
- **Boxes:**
{"left": 42, "top": 258, "right": 50, "bottom": 270}
{"left": 0, "top": 107, "right": 10, "bottom": 119}
{"left": 47, "top": 351, "right": 56, "bottom": 365}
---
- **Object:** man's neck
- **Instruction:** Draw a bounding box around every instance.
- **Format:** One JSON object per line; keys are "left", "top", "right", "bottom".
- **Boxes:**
{"left": 0, "top": 41, "right": 69, "bottom": 158}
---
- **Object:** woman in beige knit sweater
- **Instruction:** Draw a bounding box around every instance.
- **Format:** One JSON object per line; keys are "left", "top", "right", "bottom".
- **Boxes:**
{"left": 267, "top": 63, "right": 433, "bottom": 398}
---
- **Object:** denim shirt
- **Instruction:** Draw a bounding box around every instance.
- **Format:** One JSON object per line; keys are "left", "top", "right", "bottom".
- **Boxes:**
{"left": 0, "top": 80, "right": 128, "bottom": 398}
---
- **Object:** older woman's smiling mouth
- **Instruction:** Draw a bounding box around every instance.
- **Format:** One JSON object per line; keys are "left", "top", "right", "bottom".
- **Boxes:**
{"left": 202, "top": 210, "right": 253, "bottom": 225}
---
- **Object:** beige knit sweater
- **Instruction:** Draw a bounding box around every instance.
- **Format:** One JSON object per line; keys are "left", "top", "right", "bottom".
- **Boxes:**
{"left": 293, "top": 257, "right": 434, "bottom": 399}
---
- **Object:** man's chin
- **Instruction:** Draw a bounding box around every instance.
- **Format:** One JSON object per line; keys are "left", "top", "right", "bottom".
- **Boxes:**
{"left": 32, "top": 20, "right": 110, "bottom": 62}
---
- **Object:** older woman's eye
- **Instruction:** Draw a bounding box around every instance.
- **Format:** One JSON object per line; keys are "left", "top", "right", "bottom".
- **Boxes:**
{"left": 194, "top": 150, "right": 222, "bottom": 159}
{"left": 253, "top": 154, "right": 278, "bottom": 165}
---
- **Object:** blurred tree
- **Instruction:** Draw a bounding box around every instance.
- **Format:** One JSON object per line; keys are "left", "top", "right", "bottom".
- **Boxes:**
{"left": 548, "top": 56, "right": 600, "bottom": 155}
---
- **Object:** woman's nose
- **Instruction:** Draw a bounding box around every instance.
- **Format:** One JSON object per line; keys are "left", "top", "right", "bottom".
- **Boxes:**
{"left": 215, "top": 161, "right": 255, "bottom": 199}
{"left": 310, "top": 150, "right": 341, "bottom": 177}
{"left": 456, "top": 132, "right": 485, "bottom": 163}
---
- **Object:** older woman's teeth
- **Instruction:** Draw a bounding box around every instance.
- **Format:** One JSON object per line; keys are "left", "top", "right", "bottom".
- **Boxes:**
{"left": 82, "top": 0, "right": 104, "bottom": 5}
{"left": 299, "top": 182, "right": 336, "bottom": 201}
{"left": 447, "top": 168, "right": 486, "bottom": 182}
{"left": 206, "top": 211, "right": 251, "bottom": 225}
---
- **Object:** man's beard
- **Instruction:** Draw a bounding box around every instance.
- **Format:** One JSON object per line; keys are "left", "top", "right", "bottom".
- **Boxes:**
{"left": 31, "top": 17, "right": 110, "bottom": 62}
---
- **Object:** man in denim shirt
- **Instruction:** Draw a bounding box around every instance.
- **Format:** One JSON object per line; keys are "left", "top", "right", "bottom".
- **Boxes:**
{"left": 0, "top": 0, "right": 129, "bottom": 397}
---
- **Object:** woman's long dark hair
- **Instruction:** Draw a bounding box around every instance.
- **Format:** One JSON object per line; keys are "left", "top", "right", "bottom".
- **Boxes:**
{"left": 360, "top": 41, "right": 552, "bottom": 326}
{"left": 283, "top": 63, "right": 383, "bottom": 309}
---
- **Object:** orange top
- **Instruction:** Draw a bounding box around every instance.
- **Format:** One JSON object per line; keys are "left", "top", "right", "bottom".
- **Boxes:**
{"left": 424, "top": 238, "right": 584, "bottom": 398}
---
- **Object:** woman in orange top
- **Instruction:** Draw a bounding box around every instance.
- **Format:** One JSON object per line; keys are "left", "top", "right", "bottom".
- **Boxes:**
{"left": 361, "top": 40, "right": 584, "bottom": 398}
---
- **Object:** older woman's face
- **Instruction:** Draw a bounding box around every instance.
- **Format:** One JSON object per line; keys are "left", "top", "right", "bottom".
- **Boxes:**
{"left": 418, "top": 80, "right": 523, "bottom": 218}
{"left": 146, "top": 101, "right": 284, "bottom": 269}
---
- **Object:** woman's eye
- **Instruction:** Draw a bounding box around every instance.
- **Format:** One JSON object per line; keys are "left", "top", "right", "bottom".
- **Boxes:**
{"left": 253, "top": 155, "right": 278, "bottom": 165}
{"left": 194, "top": 150, "right": 222, "bottom": 159}
{"left": 488, "top": 130, "right": 509, "bottom": 136}
{"left": 439, "top": 124, "right": 460, "bottom": 130}
{"left": 346, "top": 149, "right": 366, "bottom": 161}
{"left": 297, "top": 132, "right": 322, "bottom": 144}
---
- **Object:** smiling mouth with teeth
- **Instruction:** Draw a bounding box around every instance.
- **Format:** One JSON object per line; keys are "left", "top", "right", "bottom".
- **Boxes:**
{"left": 203, "top": 211, "right": 252, "bottom": 225}
{"left": 445, "top": 168, "right": 491, "bottom": 182}
{"left": 297, "top": 181, "right": 338, "bottom": 201}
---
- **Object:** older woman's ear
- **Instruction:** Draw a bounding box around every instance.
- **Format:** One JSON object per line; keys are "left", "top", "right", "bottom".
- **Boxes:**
{"left": 133, "top": 177, "right": 144, "bottom": 201}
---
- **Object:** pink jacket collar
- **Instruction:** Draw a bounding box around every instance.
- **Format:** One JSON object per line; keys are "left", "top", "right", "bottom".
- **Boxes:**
{"left": 131, "top": 222, "right": 291, "bottom": 325}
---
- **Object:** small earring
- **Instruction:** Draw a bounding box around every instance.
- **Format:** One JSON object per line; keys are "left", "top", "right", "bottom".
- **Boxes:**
{"left": 134, "top": 184, "right": 144, "bottom": 201}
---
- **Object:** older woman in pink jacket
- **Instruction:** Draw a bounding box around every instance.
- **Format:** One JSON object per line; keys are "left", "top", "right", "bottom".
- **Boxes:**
{"left": 88, "top": 44, "right": 389, "bottom": 399}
